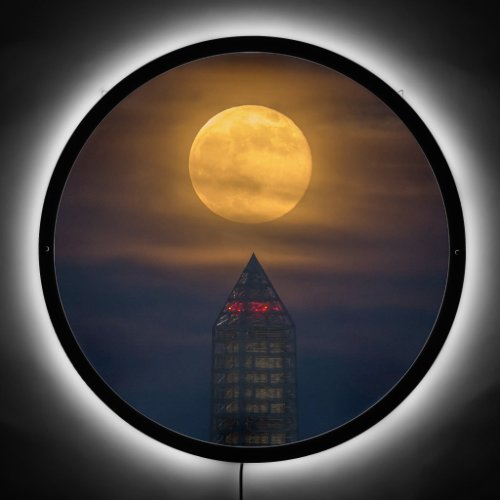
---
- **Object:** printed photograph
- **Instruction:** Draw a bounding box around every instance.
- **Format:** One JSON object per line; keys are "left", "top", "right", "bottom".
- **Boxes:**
{"left": 54, "top": 52, "right": 449, "bottom": 446}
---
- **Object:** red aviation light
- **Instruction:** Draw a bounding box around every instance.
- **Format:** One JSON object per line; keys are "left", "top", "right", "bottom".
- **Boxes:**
{"left": 226, "top": 301, "right": 282, "bottom": 314}
{"left": 249, "top": 302, "right": 269, "bottom": 313}
{"left": 226, "top": 301, "right": 245, "bottom": 313}
{"left": 249, "top": 301, "right": 281, "bottom": 313}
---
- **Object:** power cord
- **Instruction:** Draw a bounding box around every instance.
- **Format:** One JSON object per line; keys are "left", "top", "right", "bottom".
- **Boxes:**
{"left": 239, "top": 463, "right": 244, "bottom": 500}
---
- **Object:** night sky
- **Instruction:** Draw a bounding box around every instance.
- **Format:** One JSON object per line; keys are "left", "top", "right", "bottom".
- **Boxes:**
{"left": 55, "top": 53, "right": 448, "bottom": 442}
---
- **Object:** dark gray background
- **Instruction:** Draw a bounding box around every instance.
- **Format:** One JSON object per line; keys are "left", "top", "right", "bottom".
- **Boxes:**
{"left": 1, "top": 1, "right": 499, "bottom": 499}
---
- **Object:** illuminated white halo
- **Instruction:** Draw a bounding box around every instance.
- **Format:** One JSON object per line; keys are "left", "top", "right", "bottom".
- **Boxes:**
{"left": 15, "top": 9, "right": 480, "bottom": 478}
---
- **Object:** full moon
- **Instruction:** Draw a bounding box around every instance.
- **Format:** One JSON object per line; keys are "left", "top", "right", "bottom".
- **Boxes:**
{"left": 189, "top": 105, "right": 312, "bottom": 223}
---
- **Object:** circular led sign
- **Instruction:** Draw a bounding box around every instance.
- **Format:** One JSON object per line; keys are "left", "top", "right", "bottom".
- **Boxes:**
{"left": 39, "top": 37, "right": 465, "bottom": 462}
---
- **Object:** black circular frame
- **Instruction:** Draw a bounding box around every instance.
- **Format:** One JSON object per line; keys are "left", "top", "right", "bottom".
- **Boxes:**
{"left": 39, "top": 36, "right": 466, "bottom": 463}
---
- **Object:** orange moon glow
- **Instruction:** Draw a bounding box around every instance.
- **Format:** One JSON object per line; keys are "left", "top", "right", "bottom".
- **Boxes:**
{"left": 189, "top": 105, "right": 312, "bottom": 223}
